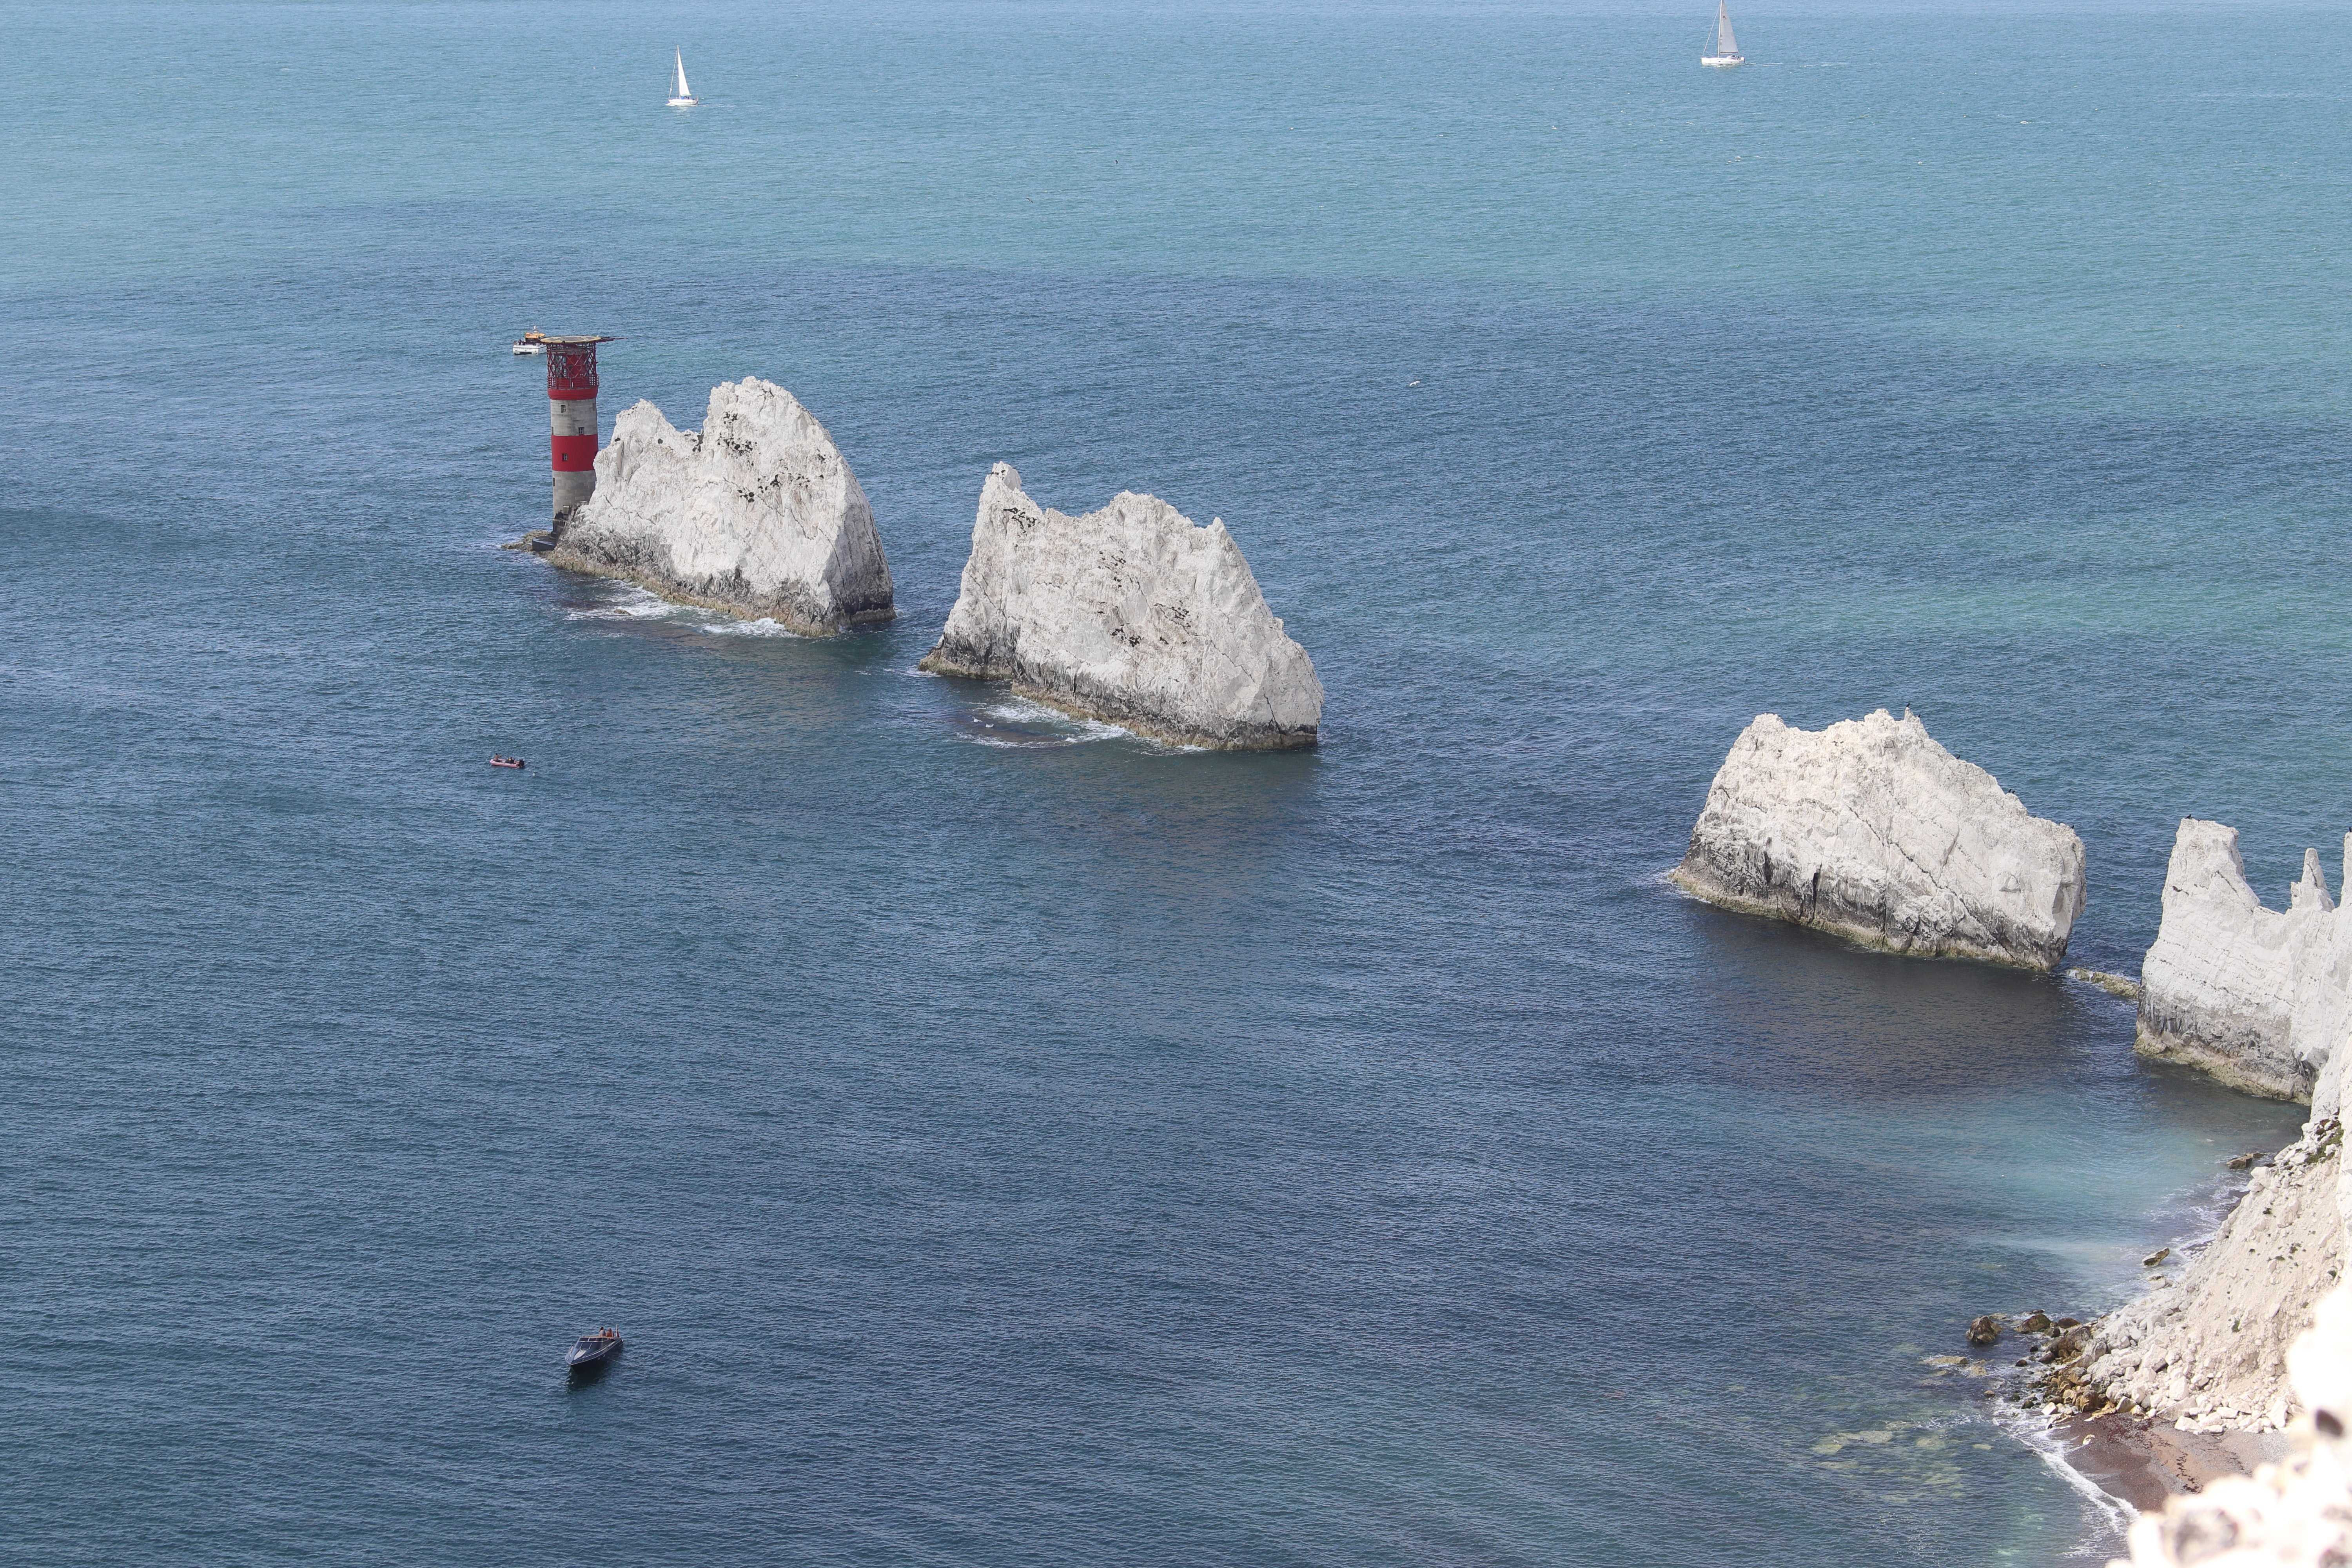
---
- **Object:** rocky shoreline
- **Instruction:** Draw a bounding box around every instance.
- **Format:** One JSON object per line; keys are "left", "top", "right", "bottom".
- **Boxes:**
{"left": 1965, "top": 1115, "right": 2342, "bottom": 1526}
{"left": 2004, "top": 826, "right": 2352, "bottom": 1544}
{"left": 2054, "top": 1407, "right": 2291, "bottom": 1515}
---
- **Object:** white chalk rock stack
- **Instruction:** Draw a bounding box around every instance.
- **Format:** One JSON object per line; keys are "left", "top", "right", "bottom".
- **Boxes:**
{"left": 549, "top": 378, "right": 894, "bottom": 635}
{"left": 1669, "top": 709, "right": 2087, "bottom": 970}
{"left": 2137, "top": 822, "right": 2352, "bottom": 1103}
{"left": 919, "top": 464, "right": 1322, "bottom": 749}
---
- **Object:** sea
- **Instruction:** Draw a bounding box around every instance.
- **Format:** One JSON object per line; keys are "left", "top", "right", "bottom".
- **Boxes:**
{"left": 3, "top": 1, "right": 2343, "bottom": 1563}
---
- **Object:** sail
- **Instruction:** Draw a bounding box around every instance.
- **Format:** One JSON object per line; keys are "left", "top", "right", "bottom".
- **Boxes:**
{"left": 673, "top": 49, "right": 691, "bottom": 100}
{"left": 1715, "top": 3, "right": 1739, "bottom": 56}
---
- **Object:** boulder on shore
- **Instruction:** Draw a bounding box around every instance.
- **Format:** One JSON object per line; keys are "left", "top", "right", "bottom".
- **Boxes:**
{"left": 918, "top": 464, "right": 1322, "bottom": 749}
{"left": 1668, "top": 709, "right": 2087, "bottom": 971}
{"left": 2137, "top": 820, "right": 2352, "bottom": 1104}
{"left": 547, "top": 378, "right": 894, "bottom": 636}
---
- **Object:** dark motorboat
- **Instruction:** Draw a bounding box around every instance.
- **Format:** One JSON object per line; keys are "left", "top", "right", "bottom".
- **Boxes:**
{"left": 566, "top": 1328, "right": 623, "bottom": 1380}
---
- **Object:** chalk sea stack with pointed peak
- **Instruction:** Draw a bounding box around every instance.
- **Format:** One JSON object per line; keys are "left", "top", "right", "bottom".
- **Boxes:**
{"left": 2135, "top": 820, "right": 2352, "bottom": 1104}
{"left": 919, "top": 464, "right": 1323, "bottom": 749}
{"left": 2029, "top": 818, "right": 2352, "bottom": 1500}
{"left": 1668, "top": 708, "right": 2087, "bottom": 970}
{"left": 546, "top": 377, "right": 894, "bottom": 636}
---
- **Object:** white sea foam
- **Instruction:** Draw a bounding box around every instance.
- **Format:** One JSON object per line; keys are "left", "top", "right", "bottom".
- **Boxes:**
{"left": 563, "top": 586, "right": 811, "bottom": 640}
{"left": 1989, "top": 1398, "right": 2137, "bottom": 1543}
{"left": 982, "top": 698, "right": 1124, "bottom": 736}
{"left": 951, "top": 697, "right": 1148, "bottom": 749}
{"left": 564, "top": 585, "right": 684, "bottom": 623}
{"left": 703, "top": 616, "right": 806, "bottom": 639}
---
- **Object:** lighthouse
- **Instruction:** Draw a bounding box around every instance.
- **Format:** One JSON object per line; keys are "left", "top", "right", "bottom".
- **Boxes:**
{"left": 542, "top": 335, "right": 615, "bottom": 527}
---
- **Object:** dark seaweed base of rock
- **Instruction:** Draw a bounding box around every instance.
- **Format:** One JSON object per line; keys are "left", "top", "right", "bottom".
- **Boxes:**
{"left": 1666, "top": 849, "right": 2067, "bottom": 972}
{"left": 546, "top": 538, "right": 897, "bottom": 637}
{"left": 917, "top": 642, "right": 1316, "bottom": 751}
{"left": 2133, "top": 1017, "right": 2314, "bottom": 1103}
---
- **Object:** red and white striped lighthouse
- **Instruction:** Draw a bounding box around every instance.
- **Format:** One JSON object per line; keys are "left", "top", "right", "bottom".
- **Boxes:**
{"left": 543, "top": 335, "right": 615, "bottom": 527}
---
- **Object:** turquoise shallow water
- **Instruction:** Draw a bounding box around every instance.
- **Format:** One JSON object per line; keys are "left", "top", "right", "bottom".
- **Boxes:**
{"left": 2, "top": 2, "right": 2343, "bottom": 1563}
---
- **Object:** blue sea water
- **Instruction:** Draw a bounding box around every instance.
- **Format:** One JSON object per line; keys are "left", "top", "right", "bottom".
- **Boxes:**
{"left": 3, "top": 1, "right": 2345, "bottom": 1562}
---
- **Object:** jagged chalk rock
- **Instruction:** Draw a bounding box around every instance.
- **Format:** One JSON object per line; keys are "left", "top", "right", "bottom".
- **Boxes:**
{"left": 1668, "top": 709, "right": 2087, "bottom": 970}
{"left": 547, "top": 378, "right": 894, "bottom": 635}
{"left": 918, "top": 464, "right": 1322, "bottom": 749}
{"left": 2137, "top": 822, "right": 2352, "bottom": 1104}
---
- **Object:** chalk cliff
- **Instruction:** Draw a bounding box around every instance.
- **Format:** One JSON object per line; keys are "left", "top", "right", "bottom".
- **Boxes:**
{"left": 2055, "top": 1122, "right": 2345, "bottom": 1441}
{"left": 2114, "top": 1276, "right": 2352, "bottom": 1568}
{"left": 1668, "top": 709, "right": 2087, "bottom": 970}
{"left": 547, "top": 378, "right": 894, "bottom": 635}
{"left": 918, "top": 464, "right": 1322, "bottom": 749}
{"left": 2032, "top": 827, "right": 2352, "bottom": 1510}
{"left": 2138, "top": 822, "right": 2352, "bottom": 1104}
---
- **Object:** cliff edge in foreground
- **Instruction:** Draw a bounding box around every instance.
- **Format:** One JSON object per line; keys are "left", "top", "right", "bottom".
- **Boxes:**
{"left": 1668, "top": 709, "right": 2087, "bottom": 970}
{"left": 2138, "top": 822, "right": 2352, "bottom": 1103}
{"left": 918, "top": 464, "right": 1321, "bottom": 749}
{"left": 547, "top": 378, "right": 895, "bottom": 635}
{"left": 2111, "top": 1272, "right": 2352, "bottom": 1567}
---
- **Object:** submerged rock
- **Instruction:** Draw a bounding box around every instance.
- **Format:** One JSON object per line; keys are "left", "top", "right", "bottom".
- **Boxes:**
{"left": 918, "top": 464, "right": 1322, "bottom": 749}
{"left": 2137, "top": 821, "right": 2352, "bottom": 1103}
{"left": 2067, "top": 966, "right": 2145, "bottom": 1002}
{"left": 1667, "top": 709, "right": 2087, "bottom": 971}
{"left": 547, "top": 378, "right": 894, "bottom": 636}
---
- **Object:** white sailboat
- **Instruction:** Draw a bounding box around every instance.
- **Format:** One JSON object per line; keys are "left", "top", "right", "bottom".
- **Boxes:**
{"left": 1701, "top": 2, "right": 1744, "bottom": 66}
{"left": 667, "top": 48, "right": 698, "bottom": 107}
